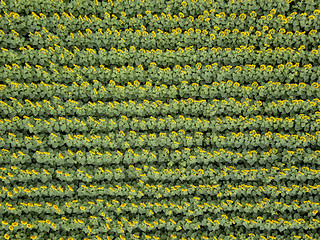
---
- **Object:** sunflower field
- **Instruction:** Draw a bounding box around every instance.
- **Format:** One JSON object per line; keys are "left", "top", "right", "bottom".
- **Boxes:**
{"left": 1, "top": 0, "right": 320, "bottom": 239}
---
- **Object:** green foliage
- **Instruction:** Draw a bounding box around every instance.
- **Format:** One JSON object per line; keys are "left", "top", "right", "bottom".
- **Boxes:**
{"left": 1, "top": 0, "right": 320, "bottom": 239}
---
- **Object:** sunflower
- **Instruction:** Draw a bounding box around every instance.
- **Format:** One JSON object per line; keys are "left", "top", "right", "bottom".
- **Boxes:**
{"left": 232, "top": 28, "right": 239, "bottom": 34}
{"left": 234, "top": 82, "right": 240, "bottom": 87}
{"left": 299, "top": 83, "right": 306, "bottom": 88}
{"left": 309, "top": 30, "right": 317, "bottom": 35}
{"left": 267, "top": 14, "right": 273, "bottom": 20}
{"left": 235, "top": 48, "right": 241, "bottom": 53}
{"left": 252, "top": 82, "right": 258, "bottom": 87}
{"left": 260, "top": 65, "right": 266, "bottom": 71}
{"left": 266, "top": 65, "right": 273, "bottom": 71}
{"left": 219, "top": 31, "right": 225, "bottom": 37}
{"left": 250, "top": 11, "right": 257, "bottom": 17}
{"left": 230, "top": 13, "right": 236, "bottom": 19}
{"left": 269, "top": 29, "right": 275, "bottom": 34}
{"left": 239, "top": 13, "right": 246, "bottom": 20}
{"left": 235, "top": 66, "right": 242, "bottom": 72}
{"left": 279, "top": 29, "right": 286, "bottom": 34}
{"left": 286, "top": 62, "right": 293, "bottom": 68}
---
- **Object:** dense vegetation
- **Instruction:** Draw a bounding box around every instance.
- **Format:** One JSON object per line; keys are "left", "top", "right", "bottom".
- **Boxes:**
{"left": 1, "top": 0, "right": 320, "bottom": 239}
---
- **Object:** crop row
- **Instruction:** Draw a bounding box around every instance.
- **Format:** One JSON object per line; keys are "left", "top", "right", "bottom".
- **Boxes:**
{"left": 2, "top": 24, "right": 320, "bottom": 50}
{"left": 2, "top": 8, "right": 320, "bottom": 36}
{"left": 2, "top": 181, "right": 320, "bottom": 200}
{"left": 1, "top": 130, "right": 320, "bottom": 150}
{"left": 1, "top": 0, "right": 313, "bottom": 19}
{"left": 1, "top": 113, "right": 318, "bottom": 134}
{"left": 1, "top": 147, "right": 317, "bottom": 166}
{"left": 2, "top": 62, "right": 319, "bottom": 85}
{"left": 2, "top": 80, "right": 320, "bottom": 102}
{"left": 0, "top": 213, "right": 318, "bottom": 240}
{"left": 1, "top": 163, "right": 319, "bottom": 185}
{"left": 2, "top": 196, "right": 320, "bottom": 218}
{"left": 1, "top": 46, "right": 318, "bottom": 68}
{"left": 1, "top": 98, "right": 320, "bottom": 118}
